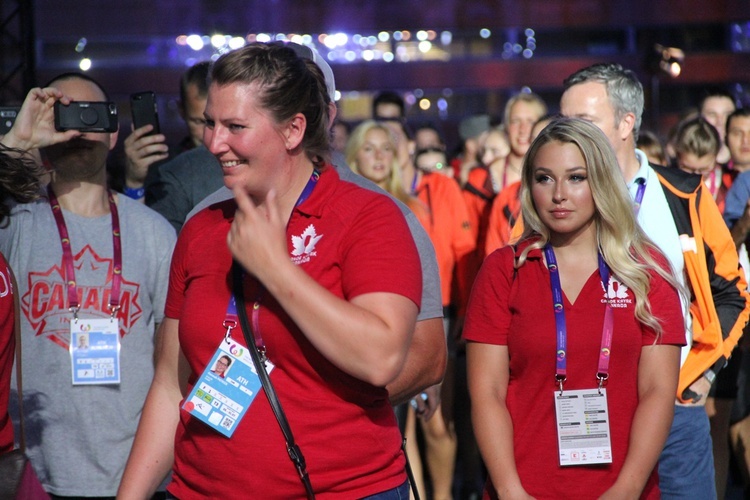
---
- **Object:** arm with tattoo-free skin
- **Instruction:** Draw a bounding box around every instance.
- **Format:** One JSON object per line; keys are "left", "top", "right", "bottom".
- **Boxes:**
{"left": 117, "top": 319, "right": 189, "bottom": 499}
{"left": 467, "top": 343, "right": 534, "bottom": 500}
{"left": 599, "top": 345, "right": 680, "bottom": 498}
{"left": 228, "top": 186, "right": 419, "bottom": 387}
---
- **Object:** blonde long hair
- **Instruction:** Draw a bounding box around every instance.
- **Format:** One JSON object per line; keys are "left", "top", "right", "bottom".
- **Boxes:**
{"left": 345, "top": 120, "right": 413, "bottom": 207}
{"left": 518, "top": 118, "right": 683, "bottom": 335}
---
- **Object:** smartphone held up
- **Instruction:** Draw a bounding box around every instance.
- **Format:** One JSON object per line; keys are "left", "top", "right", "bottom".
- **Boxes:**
{"left": 130, "top": 91, "right": 160, "bottom": 135}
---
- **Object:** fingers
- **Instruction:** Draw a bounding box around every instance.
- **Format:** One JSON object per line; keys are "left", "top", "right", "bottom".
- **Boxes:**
{"left": 60, "top": 130, "right": 82, "bottom": 142}
{"left": 130, "top": 125, "right": 166, "bottom": 144}
{"left": 410, "top": 392, "right": 429, "bottom": 418}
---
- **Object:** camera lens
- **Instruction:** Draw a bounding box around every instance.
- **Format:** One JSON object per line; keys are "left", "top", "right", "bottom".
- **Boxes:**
{"left": 80, "top": 107, "right": 99, "bottom": 126}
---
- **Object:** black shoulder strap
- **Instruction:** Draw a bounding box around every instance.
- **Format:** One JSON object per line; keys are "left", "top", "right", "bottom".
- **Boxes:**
{"left": 232, "top": 263, "right": 315, "bottom": 499}
{"left": 464, "top": 182, "right": 493, "bottom": 202}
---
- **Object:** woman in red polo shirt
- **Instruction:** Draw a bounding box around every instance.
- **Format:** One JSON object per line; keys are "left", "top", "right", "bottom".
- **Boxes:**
{"left": 464, "top": 118, "right": 686, "bottom": 499}
{"left": 119, "top": 43, "right": 421, "bottom": 499}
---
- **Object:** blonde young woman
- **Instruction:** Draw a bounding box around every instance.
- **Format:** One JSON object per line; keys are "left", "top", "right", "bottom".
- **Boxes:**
{"left": 345, "top": 120, "right": 437, "bottom": 497}
{"left": 345, "top": 120, "right": 422, "bottom": 212}
{"left": 464, "top": 118, "right": 686, "bottom": 499}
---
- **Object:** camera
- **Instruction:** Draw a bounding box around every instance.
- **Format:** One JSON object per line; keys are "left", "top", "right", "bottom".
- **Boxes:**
{"left": 54, "top": 101, "right": 118, "bottom": 132}
{"left": 130, "top": 91, "right": 160, "bottom": 135}
{"left": 0, "top": 107, "right": 20, "bottom": 135}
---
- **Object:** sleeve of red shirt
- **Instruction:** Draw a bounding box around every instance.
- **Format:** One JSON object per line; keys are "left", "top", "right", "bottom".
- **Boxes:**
{"left": 463, "top": 246, "right": 516, "bottom": 345}
{"left": 340, "top": 193, "right": 422, "bottom": 310}
{"left": 0, "top": 254, "right": 15, "bottom": 453}
{"left": 164, "top": 214, "right": 197, "bottom": 319}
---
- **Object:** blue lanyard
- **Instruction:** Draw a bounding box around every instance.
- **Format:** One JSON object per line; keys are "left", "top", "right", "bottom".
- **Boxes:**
{"left": 633, "top": 178, "right": 646, "bottom": 214}
{"left": 223, "top": 169, "right": 320, "bottom": 357}
{"left": 543, "top": 244, "right": 614, "bottom": 394}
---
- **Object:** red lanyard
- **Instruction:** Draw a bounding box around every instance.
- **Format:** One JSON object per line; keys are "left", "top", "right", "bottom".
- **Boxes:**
{"left": 47, "top": 185, "right": 122, "bottom": 320}
{"left": 543, "top": 244, "right": 614, "bottom": 394}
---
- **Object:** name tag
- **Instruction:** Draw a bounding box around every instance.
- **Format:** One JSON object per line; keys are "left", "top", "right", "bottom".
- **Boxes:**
{"left": 182, "top": 338, "right": 272, "bottom": 437}
{"left": 554, "top": 388, "right": 613, "bottom": 466}
{"left": 70, "top": 318, "right": 121, "bottom": 385}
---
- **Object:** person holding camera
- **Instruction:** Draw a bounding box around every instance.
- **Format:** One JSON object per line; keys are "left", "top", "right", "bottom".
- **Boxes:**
{"left": 0, "top": 73, "right": 176, "bottom": 497}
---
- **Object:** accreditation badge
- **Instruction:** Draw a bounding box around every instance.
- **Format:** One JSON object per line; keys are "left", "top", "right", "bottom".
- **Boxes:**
{"left": 70, "top": 317, "right": 121, "bottom": 385}
{"left": 182, "top": 338, "right": 273, "bottom": 438}
{"left": 554, "top": 388, "right": 613, "bottom": 466}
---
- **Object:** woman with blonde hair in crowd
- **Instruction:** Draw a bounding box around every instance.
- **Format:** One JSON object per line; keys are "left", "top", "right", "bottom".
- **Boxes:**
{"left": 345, "top": 120, "right": 422, "bottom": 212}
{"left": 346, "top": 118, "right": 437, "bottom": 498}
{"left": 465, "top": 118, "right": 686, "bottom": 499}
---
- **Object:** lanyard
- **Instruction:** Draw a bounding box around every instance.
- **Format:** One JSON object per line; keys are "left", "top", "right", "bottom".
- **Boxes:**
{"left": 632, "top": 178, "right": 646, "bottom": 214}
{"left": 410, "top": 170, "right": 420, "bottom": 195}
{"left": 706, "top": 168, "right": 718, "bottom": 199}
{"left": 223, "top": 169, "right": 320, "bottom": 357}
{"left": 47, "top": 185, "right": 122, "bottom": 321}
{"left": 543, "top": 244, "right": 614, "bottom": 394}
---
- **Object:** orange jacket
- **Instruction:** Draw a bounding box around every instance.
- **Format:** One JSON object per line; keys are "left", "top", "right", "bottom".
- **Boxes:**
{"left": 415, "top": 173, "right": 476, "bottom": 311}
{"left": 484, "top": 181, "right": 522, "bottom": 256}
{"left": 653, "top": 165, "right": 750, "bottom": 402}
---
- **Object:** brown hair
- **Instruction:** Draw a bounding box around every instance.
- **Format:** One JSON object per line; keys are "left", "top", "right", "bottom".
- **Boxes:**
{"left": 674, "top": 117, "right": 720, "bottom": 158}
{"left": 210, "top": 42, "right": 331, "bottom": 166}
{"left": 0, "top": 146, "right": 43, "bottom": 226}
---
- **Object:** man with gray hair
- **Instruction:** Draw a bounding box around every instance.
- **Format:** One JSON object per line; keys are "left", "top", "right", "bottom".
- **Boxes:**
{"left": 561, "top": 62, "right": 749, "bottom": 498}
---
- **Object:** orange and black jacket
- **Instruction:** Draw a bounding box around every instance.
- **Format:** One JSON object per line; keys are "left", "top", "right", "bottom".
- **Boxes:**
{"left": 653, "top": 165, "right": 750, "bottom": 403}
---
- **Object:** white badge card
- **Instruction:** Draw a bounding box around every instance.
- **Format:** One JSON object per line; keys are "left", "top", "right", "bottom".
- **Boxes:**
{"left": 554, "top": 388, "right": 613, "bottom": 466}
{"left": 182, "top": 338, "right": 273, "bottom": 438}
{"left": 70, "top": 318, "right": 121, "bottom": 385}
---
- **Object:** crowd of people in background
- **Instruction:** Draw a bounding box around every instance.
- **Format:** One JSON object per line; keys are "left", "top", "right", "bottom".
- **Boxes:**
{"left": 1, "top": 40, "right": 750, "bottom": 499}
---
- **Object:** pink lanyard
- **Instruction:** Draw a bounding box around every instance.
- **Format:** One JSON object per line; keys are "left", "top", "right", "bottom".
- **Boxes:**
{"left": 543, "top": 244, "right": 614, "bottom": 394}
{"left": 224, "top": 170, "right": 320, "bottom": 359}
{"left": 47, "top": 185, "right": 122, "bottom": 320}
{"left": 706, "top": 168, "right": 718, "bottom": 199}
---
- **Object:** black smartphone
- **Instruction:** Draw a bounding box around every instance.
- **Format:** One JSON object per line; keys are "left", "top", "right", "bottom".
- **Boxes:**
{"left": 0, "top": 107, "right": 20, "bottom": 135}
{"left": 54, "top": 101, "right": 118, "bottom": 132}
{"left": 130, "top": 91, "right": 160, "bottom": 135}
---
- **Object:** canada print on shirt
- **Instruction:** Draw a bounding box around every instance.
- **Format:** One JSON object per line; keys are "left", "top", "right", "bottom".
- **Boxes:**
{"left": 21, "top": 245, "right": 142, "bottom": 350}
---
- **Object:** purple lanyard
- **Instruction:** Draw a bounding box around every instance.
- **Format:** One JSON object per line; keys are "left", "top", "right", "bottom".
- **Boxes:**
{"left": 223, "top": 170, "right": 320, "bottom": 358}
{"left": 410, "top": 170, "right": 420, "bottom": 195}
{"left": 543, "top": 244, "right": 614, "bottom": 394}
{"left": 47, "top": 185, "right": 122, "bottom": 320}
{"left": 633, "top": 178, "right": 646, "bottom": 214}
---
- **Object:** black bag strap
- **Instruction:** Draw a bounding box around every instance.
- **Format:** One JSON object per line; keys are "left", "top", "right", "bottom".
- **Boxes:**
{"left": 232, "top": 263, "right": 315, "bottom": 500}
{"left": 402, "top": 437, "right": 421, "bottom": 500}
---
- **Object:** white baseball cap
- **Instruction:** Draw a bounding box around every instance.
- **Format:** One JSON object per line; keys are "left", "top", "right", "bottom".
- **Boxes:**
{"left": 286, "top": 42, "right": 336, "bottom": 103}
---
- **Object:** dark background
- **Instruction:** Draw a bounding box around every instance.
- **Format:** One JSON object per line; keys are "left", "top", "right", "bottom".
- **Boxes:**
{"left": 2, "top": 0, "right": 750, "bottom": 152}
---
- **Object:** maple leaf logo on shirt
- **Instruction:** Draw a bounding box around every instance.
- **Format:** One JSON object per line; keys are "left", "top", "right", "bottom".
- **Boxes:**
{"left": 290, "top": 225, "right": 323, "bottom": 265}
{"left": 291, "top": 225, "right": 323, "bottom": 256}
{"left": 601, "top": 276, "right": 632, "bottom": 308}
